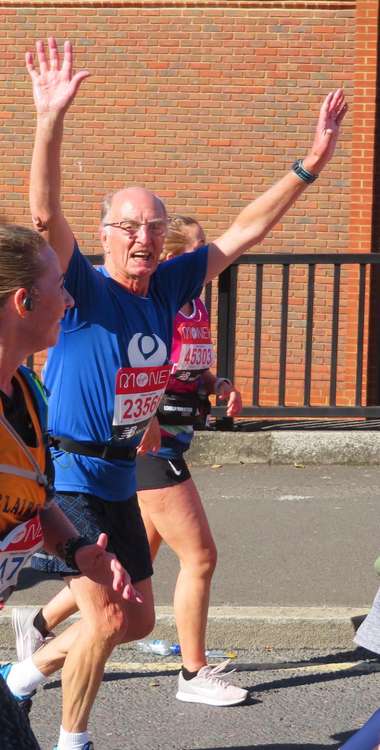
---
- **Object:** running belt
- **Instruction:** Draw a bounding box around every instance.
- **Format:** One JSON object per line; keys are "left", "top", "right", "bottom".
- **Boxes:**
{"left": 51, "top": 436, "right": 137, "bottom": 461}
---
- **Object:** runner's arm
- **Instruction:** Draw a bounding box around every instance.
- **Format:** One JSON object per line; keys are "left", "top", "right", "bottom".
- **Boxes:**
{"left": 205, "top": 89, "right": 347, "bottom": 283}
{"left": 200, "top": 370, "right": 242, "bottom": 417}
{"left": 39, "top": 500, "right": 94, "bottom": 558}
{"left": 26, "top": 37, "right": 90, "bottom": 272}
{"left": 137, "top": 416, "right": 161, "bottom": 455}
{"left": 30, "top": 114, "right": 75, "bottom": 272}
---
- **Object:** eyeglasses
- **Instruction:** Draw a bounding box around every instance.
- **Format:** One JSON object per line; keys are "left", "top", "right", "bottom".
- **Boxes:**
{"left": 104, "top": 218, "right": 168, "bottom": 238}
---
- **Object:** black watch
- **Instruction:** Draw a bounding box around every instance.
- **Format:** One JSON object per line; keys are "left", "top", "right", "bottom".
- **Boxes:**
{"left": 292, "top": 159, "right": 318, "bottom": 184}
{"left": 63, "top": 536, "right": 90, "bottom": 571}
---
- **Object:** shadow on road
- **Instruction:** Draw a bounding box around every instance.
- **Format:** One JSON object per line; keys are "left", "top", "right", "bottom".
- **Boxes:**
{"left": 42, "top": 660, "right": 374, "bottom": 692}
{"left": 15, "top": 567, "right": 62, "bottom": 589}
{"left": 187, "top": 743, "right": 342, "bottom": 749}
{"left": 234, "top": 647, "right": 378, "bottom": 674}
{"left": 252, "top": 663, "right": 376, "bottom": 694}
{"left": 187, "top": 747, "right": 335, "bottom": 749}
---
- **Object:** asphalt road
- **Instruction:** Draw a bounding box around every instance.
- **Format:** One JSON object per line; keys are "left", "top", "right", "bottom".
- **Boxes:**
{"left": 4, "top": 464, "right": 380, "bottom": 748}
{"left": 11, "top": 464, "right": 380, "bottom": 608}
{"left": 4, "top": 644, "right": 380, "bottom": 750}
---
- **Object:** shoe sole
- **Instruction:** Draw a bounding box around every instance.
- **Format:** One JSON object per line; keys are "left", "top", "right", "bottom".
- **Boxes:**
{"left": 176, "top": 690, "right": 248, "bottom": 706}
{"left": 11, "top": 609, "right": 31, "bottom": 662}
{"left": 12, "top": 609, "right": 55, "bottom": 661}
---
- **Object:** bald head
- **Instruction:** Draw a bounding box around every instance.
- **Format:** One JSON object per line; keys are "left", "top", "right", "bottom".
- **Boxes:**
{"left": 101, "top": 186, "right": 167, "bottom": 226}
{"left": 99, "top": 185, "right": 169, "bottom": 295}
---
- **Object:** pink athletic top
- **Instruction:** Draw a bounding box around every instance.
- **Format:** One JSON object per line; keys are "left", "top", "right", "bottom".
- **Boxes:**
{"left": 155, "top": 298, "right": 216, "bottom": 458}
{"left": 168, "top": 297, "right": 215, "bottom": 393}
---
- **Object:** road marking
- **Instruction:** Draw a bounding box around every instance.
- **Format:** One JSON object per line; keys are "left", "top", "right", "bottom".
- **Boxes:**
{"left": 104, "top": 659, "right": 380, "bottom": 674}
{"left": 278, "top": 494, "right": 314, "bottom": 502}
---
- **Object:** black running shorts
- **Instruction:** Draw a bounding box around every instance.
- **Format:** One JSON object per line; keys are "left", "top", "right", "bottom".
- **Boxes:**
{"left": 136, "top": 454, "right": 191, "bottom": 491}
{"left": 32, "top": 491, "right": 153, "bottom": 582}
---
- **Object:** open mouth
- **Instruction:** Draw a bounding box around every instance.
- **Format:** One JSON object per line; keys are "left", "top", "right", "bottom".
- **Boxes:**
{"left": 132, "top": 252, "right": 152, "bottom": 261}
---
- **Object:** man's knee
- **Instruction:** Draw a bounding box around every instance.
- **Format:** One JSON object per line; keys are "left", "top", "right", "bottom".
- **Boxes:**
{"left": 117, "top": 601, "right": 156, "bottom": 644}
{"left": 183, "top": 543, "right": 218, "bottom": 580}
{"left": 199, "top": 546, "right": 218, "bottom": 579}
{"left": 85, "top": 601, "right": 130, "bottom": 647}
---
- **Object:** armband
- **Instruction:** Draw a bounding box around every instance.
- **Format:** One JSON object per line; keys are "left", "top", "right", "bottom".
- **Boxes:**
{"left": 292, "top": 159, "right": 318, "bottom": 184}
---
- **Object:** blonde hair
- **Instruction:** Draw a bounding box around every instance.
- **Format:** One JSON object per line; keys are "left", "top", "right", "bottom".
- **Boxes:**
{"left": 161, "top": 215, "right": 201, "bottom": 261}
{"left": 0, "top": 224, "right": 46, "bottom": 309}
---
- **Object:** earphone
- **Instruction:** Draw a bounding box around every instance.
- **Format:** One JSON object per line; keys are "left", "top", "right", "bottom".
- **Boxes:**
{"left": 22, "top": 295, "right": 34, "bottom": 311}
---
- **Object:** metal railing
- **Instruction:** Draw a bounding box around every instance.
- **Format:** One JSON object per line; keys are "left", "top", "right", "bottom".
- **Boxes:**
{"left": 209, "top": 253, "right": 380, "bottom": 419}
{"left": 30, "top": 252, "right": 380, "bottom": 423}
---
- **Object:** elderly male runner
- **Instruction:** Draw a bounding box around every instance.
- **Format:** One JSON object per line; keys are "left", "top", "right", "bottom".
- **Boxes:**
{"left": 4, "top": 38, "right": 346, "bottom": 750}
{"left": 0, "top": 222, "right": 139, "bottom": 750}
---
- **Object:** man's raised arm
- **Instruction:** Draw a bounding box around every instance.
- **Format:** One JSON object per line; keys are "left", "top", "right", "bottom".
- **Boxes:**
{"left": 26, "top": 37, "right": 90, "bottom": 272}
{"left": 206, "top": 89, "right": 347, "bottom": 283}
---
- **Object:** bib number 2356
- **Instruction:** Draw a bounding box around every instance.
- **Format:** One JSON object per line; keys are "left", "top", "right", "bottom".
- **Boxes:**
{"left": 113, "top": 365, "right": 171, "bottom": 440}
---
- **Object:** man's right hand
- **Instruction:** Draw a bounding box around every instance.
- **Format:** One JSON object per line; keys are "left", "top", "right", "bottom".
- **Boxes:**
{"left": 75, "top": 533, "right": 144, "bottom": 604}
{"left": 26, "top": 37, "right": 90, "bottom": 118}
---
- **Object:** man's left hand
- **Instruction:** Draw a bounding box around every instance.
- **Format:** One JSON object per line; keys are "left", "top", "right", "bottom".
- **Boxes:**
{"left": 137, "top": 416, "right": 161, "bottom": 455}
{"left": 303, "top": 88, "right": 348, "bottom": 174}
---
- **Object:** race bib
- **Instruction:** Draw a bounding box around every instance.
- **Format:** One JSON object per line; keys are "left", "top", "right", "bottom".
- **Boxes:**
{"left": 113, "top": 365, "right": 171, "bottom": 440}
{"left": 176, "top": 343, "right": 215, "bottom": 372}
{"left": 0, "top": 514, "right": 43, "bottom": 600}
{"left": 173, "top": 321, "right": 215, "bottom": 379}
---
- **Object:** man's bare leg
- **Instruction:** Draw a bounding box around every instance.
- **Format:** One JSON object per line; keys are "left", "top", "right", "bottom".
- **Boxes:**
{"left": 41, "top": 585, "right": 78, "bottom": 631}
{"left": 17, "top": 575, "right": 154, "bottom": 734}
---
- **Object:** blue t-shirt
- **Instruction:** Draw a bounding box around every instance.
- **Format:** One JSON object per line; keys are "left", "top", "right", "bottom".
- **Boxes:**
{"left": 44, "top": 242, "right": 208, "bottom": 501}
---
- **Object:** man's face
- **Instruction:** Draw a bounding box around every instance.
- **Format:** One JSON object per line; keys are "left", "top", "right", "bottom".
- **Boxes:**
{"left": 102, "top": 189, "right": 168, "bottom": 286}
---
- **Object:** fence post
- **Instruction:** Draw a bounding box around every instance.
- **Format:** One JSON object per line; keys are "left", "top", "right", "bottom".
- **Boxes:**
{"left": 215, "top": 265, "right": 237, "bottom": 429}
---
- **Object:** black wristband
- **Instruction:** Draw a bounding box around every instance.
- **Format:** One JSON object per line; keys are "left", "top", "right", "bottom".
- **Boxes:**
{"left": 292, "top": 159, "right": 318, "bottom": 184}
{"left": 63, "top": 536, "right": 91, "bottom": 571}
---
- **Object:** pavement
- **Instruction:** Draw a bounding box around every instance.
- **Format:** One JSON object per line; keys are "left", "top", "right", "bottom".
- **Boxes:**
{"left": 2, "top": 433, "right": 380, "bottom": 656}
{"left": 187, "top": 427, "right": 380, "bottom": 467}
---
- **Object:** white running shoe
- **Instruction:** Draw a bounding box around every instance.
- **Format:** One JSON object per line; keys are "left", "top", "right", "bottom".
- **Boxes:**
{"left": 176, "top": 660, "right": 249, "bottom": 706}
{"left": 12, "top": 607, "right": 55, "bottom": 661}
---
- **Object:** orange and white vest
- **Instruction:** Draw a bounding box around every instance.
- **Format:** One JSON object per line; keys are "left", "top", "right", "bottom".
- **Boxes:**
{"left": 0, "top": 369, "right": 48, "bottom": 535}
{"left": 0, "top": 368, "right": 47, "bottom": 601}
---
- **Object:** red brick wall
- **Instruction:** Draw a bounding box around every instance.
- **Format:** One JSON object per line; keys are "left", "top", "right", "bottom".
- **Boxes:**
{"left": 353, "top": 0, "right": 380, "bottom": 406}
{"left": 0, "top": 1, "right": 370, "bottom": 411}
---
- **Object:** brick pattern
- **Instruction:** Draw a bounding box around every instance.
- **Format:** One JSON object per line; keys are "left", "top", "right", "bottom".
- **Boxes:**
{"left": 0, "top": 3, "right": 365, "bottom": 410}
{"left": 349, "top": 1, "right": 378, "bottom": 250}
{"left": 352, "top": 0, "right": 380, "bottom": 407}
{"left": 0, "top": 1, "right": 358, "bottom": 6}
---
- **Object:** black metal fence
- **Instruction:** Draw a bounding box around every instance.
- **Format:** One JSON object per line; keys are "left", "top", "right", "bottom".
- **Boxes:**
{"left": 208, "top": 253, "right": 380, "bottom": 419}
{"left": 31, "top": 252, "right": 380, "bottom": 423}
